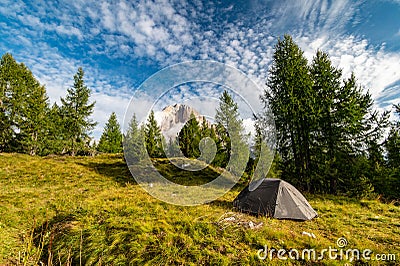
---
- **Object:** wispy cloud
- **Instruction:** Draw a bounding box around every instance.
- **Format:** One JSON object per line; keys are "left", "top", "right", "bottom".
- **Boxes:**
{"left": 296, "top": 35, "right": 400, "bottom": 108}
{"left": 1, "top": 0, "right": 400, "bottom": 139}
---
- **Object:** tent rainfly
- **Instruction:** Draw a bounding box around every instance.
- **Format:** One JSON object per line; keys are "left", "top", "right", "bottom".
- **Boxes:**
{"left": 233, "top": 178, "right": 317, "bottom": 221}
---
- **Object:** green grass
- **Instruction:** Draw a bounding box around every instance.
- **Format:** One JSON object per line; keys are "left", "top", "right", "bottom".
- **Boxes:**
{"left": 152, "top": 158, "right": 223, "bottom": 186}
{"left": 0, "top": 153, "right": 399, "bottom": 265}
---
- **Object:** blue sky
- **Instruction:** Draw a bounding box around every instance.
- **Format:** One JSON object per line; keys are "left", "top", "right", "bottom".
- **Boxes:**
{"left": 1, "top": 0, "right": 400, "bottom": 139}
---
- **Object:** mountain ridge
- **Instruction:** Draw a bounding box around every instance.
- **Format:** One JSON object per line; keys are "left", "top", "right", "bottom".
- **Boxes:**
{"left": 154, "top": 104, "right": 206, "bottom": 140}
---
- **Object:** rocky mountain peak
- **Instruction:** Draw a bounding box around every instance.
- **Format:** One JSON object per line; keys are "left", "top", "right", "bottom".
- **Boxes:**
{"left": 155, "top": 104, "right": 205, "bottom": 140}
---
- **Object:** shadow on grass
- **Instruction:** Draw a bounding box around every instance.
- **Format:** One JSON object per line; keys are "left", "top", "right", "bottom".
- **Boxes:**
{"left": 76, "top": 156, "right": 248, "bottom": 190}
{"left": 151, "top": 159, "right": 222, "bottom": 186}
{"left": 209, "top": 199, "right": 234, "bottom": 210}
{"left": 76, "top": 160, "right": 135, "bottom": 186}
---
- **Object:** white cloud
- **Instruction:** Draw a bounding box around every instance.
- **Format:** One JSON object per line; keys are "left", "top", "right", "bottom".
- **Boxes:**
{"left": 92, "top": 92, "right": 131, "bottom": 139}
{"left": 14, "top": 13, "right": 83, "bottom": 40}
{"left": 292, "top": 33, "right": 400, "bottom": 115}
{"left": 19, "top": 14, "right": 42, "bottom": 27}
{"left": 86, "top": 0, "right": 195, "bottom": 63}
{"left": 2, "top": 0, "right": 400, "bottom": 139}
{"left": 54, "top": 25, "right": 83, "bottom": 39}
{"left": 0, "top": 36, "right": 132, "bottom": 140}
{"left": 0, "top": 0, "right": 25, "bottom": 17}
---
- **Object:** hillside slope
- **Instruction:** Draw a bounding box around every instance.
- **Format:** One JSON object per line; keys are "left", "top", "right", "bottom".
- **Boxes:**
{"left": 0, "top": 153, "right": 399, "bottom": 265}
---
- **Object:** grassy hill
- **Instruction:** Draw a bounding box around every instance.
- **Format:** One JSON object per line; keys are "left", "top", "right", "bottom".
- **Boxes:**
{"left": 0, "top": 153, "right": 399, "bottom": 265}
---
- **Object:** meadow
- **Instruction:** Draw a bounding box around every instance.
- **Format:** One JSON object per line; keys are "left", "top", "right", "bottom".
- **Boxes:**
{"left": 0, "top": 153, "right": 399, "bottom": 265}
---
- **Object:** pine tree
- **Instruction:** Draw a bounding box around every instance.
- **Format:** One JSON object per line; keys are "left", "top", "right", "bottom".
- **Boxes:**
{"left": 166, "top": 137, "right": 181, "bottom": 157}
{"left": 310, "top": 50, "right": 350, "bottom": 192}
{"left": 262, "top": 38, "right": 388, "bottom": 194}
{"left": 20, "top": 80, "right": 49, "bottom": 155}
{"left": 43, "top": 103, "right": 66, "bottom": 155}
{"left": 249, "top": 113, "right": 277, "bottom": 181}
{"left": 262, "top": 35, "right": 314, "bottom": 190}
{"left": 215, "top": 90, "right": 249, "bottom": 175}
{"left": 252, "top": 118, "right": 264, "bottom": 165}
{"left": 123, "top": 114, "right": 146, "bottom": 164}
{"left": 386, "top": 104, "right": 400, "bottom": 169}
{"left": 97, "top": 112, "right": 123, "bottom": 153}
{"left": 0, "top": 53, "right": 15, "bottom": 152}
{"left": 383, "top": 104, "right": 400, "bottom": 199}
{"left": 198, "top": 117, "right": 217, "bottom": 163}
{"left": 311, "top": 51, "right": 389, "bottom": 193}
{"left": 144, "top": 110, "right": 164, "bottom": 158}
{"left": 0, "top": 53, "right": 49, "bottom": 155}
{"left": 200, "top": 117, "right": 209, "bottom": 139}
{"left": 215, "top": 91, "right": 235, "bottom": 166}
{"left": 178, "top": 112, "right": 201, "bottom": 158}
{"left": 60, "top": 67, "right": 96, "bottom": 155}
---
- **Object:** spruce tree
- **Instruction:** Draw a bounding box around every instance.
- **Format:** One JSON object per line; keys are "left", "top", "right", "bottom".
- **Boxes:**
{"left": 262, "top": 35, "right": 314, "bottom": 190}
{"left": 249, "top": 113, "right": 277, "bottom": 180}
{"left": 0, "top": 53, "right": 49, "bottom": 155}
{"left": 382, "top": 104, "right": 400, "bottom": 199}
{"left": 166, "top": 137, "right": 181, "bottom": 157}
{"left": 178, "top": 112, "right": 201, "bottom": 158}
{"left": 97, "top": 112, "right": 123, "bottom": 153}
{"left": 200, "top": 117, "right": 210, "bottom": 138}
{"left": 144, "top": 110, "right": 164, "bottom": 158}
{"left": 310, "top": 50, "right": 347, "bottom": 192}
{"left": 386, "top": 104, "right": 400, "bottom": 169}
{"left": 252, "top": 118, "right": 263, "bottom": 164}
{"left": 0, "top": 53, "right": 15, "bottom": 152}
{"left": 60, "top": 67, "right": 96, "bottom": 155}
{"left": 311, "top": 52, "right": 388, "bottom": 193}
{"left": 215, "top": 91, "right": 235, "bottom": 166}
{"left": 43, "top": 103, "right": 65, "bottom": 155}
{"left": 20, "top": 80, "right": 49, "bottom": 155}
{"left": 262, "top": 37, "right": 388, "bottom": 194}
{"left": 198, "top": 117, "right": 217, "bottom": 163}
{"left": 215, "top": 90, "right": 249, "bottom": 174}
{"left": 123, "top": 114, "right": 146, "bottom": 164}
